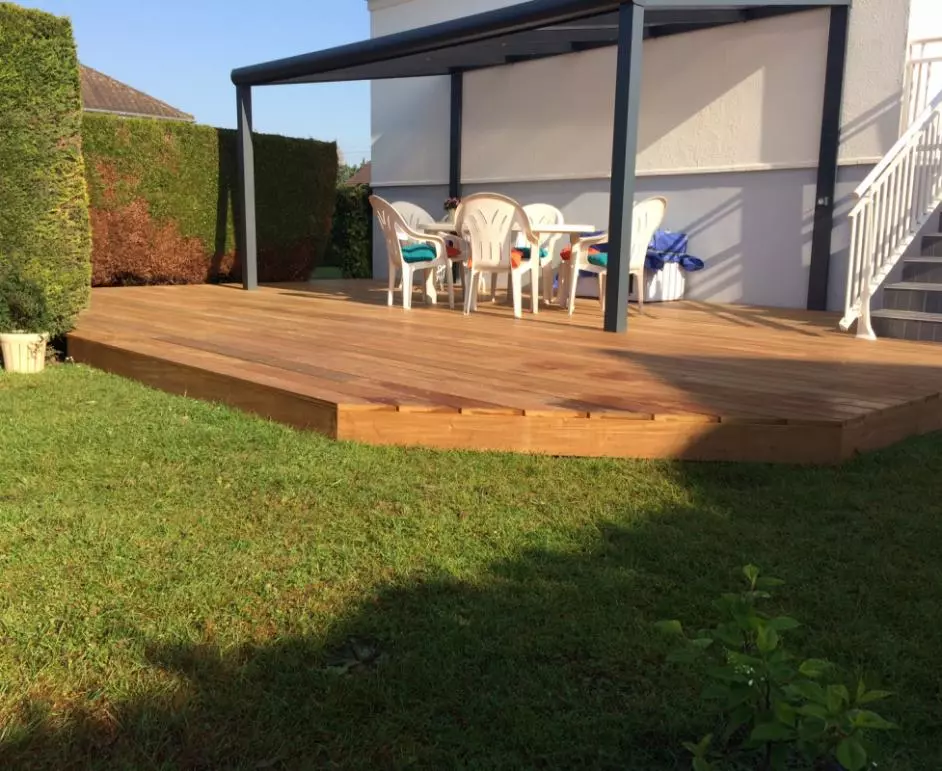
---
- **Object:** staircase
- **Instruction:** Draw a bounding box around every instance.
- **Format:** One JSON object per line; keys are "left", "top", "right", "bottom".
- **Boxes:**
{"left": 840, "top": 37, "right": 942, "bottom": 341}
{"left": 871, "top": 221, "right": 942, "bottom": 341}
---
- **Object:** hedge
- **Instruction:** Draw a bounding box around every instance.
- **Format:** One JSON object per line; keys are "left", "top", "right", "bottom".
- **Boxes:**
{"left": 82, "top": 113, "right": 338, "bottom": 285}
{"left": 0, "top": 3, "right": 91, "bottom": 336}
{"left": 325, "top": 184, "right": 373, "bottom": 279}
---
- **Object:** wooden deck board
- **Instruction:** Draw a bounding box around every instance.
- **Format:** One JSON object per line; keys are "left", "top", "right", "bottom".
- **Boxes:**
{"left": 67, "top": 281, "right": 942, "bottom": 463}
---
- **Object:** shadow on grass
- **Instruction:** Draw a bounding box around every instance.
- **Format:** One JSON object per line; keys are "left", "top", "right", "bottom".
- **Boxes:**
{"left": 2, "top": 521, "right": 697, "bottom": 770}
{"left": 6, "top": 438, "right": 942, "bottom": 769}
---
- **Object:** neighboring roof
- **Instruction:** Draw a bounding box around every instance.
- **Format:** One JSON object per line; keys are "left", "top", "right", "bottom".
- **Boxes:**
{"left": 346, "top": 162, "right": 372, "bottom": 185}
{"left": 232, "top": 0, "right": 842, "bottom": 86}
{"left": 80, "top": 65, "right": 194, "bottom": 121}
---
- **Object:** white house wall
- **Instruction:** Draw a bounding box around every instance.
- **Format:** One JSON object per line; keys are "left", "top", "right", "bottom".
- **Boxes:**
{"left": 371, "top": 0, "right": 908, "bottom": 186}
{"left": 462, "top": 11, "right": 830, "bottom": 182}
{"left": 909, "top": 0, "right": 942, "bottom": 39}
{"left": 368, "top": 0, "right": 910, "bottom": 309}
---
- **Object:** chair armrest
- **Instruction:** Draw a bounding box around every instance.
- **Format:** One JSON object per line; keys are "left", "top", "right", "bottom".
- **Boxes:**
{"left": 399, "top": 220, "right": 445, "bottom": 246}
{"left": 579, "top": 232, "right": 609, "bottom": 249}
{"left": 513, "top": 212, "right": 539, "bottom": 248}
{"left": 570, "top": 232, "right": 609, "bottom": 260}
{"left": 422, "top": 232, "right": 447, "bottom": 250}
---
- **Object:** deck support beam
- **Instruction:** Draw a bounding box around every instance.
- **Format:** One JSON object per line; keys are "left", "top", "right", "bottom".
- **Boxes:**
{"left": 236, "top": 85, "right": 258, "bottom": 291}
{"left": 604, "top": 1, "right": 645, "bottom": 333}
{"left": 807, "top": 4, "right": 849, "bottom": 311}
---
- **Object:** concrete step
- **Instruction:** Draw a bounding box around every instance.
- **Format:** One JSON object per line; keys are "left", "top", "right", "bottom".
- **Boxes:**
{"left": 902, "top": 255, "right": 942, "bottom": 283}
{"left": 871, "top": 308, "right": 942, "bottom": 342}
{"left": 883, "top": 282, "right": 942, "bottom": 313}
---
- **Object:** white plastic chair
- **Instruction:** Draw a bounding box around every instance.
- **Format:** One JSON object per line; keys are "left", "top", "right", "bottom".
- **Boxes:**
{"left": 521, "top": 203, "right": 564, "bottom": 305}
{"left": 562, "top": 196, "right": 667, "bottom": 317}
{"left": 370, "top": 195, "right": 454, "bottom": 310}
{"left": 485, "top": 203, "right": 562, "bottom": 306}
{"left": 390, "top": 201, "right": 463, "bottom": 290}
{"left": 455, "top": 193, "right": 539, "bottom": 318}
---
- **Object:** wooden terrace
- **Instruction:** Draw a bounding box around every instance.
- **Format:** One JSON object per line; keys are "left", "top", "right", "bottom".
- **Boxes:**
{"left": 67, "top": 281, "right": 942, "bottom": 464}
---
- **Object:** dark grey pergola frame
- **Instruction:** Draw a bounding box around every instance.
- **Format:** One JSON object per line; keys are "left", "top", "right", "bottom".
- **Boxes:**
{"left": 232, "top": 0, "right": 851, "bottom": 333}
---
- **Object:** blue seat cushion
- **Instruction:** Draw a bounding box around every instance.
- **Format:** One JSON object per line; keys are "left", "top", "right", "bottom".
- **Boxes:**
{"left": 512, "top": 246, "right": 550, "bottom": 260}
{"left": 587, "top": 252, "right": 608, "bottom": 268}
{"left": 401, "top": 243, "right": 437, "bottom": 263}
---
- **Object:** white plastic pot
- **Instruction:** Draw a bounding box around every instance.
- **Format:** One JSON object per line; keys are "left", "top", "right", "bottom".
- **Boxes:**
{"left": 0, "top": 332, "right": 49, "bottom": 374}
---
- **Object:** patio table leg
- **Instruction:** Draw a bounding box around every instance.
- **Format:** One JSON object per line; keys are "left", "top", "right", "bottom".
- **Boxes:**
{"left": 557, "top": 233, "right": 582, "bottom": 308}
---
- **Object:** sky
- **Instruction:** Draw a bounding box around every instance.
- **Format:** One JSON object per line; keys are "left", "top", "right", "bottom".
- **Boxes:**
{"left": 18, "top": 0, "right": 373, "bottom": 163}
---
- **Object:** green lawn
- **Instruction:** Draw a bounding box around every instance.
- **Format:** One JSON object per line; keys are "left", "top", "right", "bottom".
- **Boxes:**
{"left": 1, "top": 365, "right": 941, "bottom": 770}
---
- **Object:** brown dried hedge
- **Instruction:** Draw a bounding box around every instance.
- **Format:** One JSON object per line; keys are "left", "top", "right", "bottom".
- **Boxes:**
{"left": 82, "top": 114, "right": 338, "bottom": 286}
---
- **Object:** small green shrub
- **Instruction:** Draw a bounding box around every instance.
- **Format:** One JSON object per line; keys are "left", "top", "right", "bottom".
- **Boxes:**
{"left": 0, "top": 2, "right": 92, "bottom": 336}
{"left": 325, "top": 184, "right": 373, "bottom": 279}
{"left": 0, "top": 268, "right": 55, "bottom": 334}
{"left": 657, "top": 566, "right": 897, "bottom": 771}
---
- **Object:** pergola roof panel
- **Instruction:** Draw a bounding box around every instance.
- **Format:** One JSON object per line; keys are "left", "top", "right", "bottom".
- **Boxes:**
{"left": 231, "top": 0, "right": 836, "bottom": 85}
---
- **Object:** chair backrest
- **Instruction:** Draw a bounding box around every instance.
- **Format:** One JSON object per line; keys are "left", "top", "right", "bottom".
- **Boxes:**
{"left": 520, "top": 203, "right": 564, "bottom": 251}
{"left": 391, "top": 200, "right": 435, "bottom": 239}
{"left": 631, "top": 197, "right": 668, "bottom": 270}
{"left": 455, "top": 193, "right": 529, "bottom": 270}
{"left": 369, "top": 195, "right": 409, "bottom": 266}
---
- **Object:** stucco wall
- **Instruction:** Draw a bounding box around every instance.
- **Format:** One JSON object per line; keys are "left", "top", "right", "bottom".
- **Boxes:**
{"left": 369, "top": 0, "right": 909, "bottom": 186}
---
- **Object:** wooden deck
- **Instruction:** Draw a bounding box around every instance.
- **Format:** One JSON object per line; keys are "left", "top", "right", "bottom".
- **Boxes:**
{"left": 67, "top": 281, "right": 942, "bottom": 463}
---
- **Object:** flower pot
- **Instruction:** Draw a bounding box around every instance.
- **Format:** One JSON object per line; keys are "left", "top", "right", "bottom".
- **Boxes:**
{"left": 0, "top": 332, "right": 49, "bottom": 374}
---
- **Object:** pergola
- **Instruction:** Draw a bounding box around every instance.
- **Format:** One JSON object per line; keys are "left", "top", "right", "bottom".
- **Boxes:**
{"left": 232, "top": 0, "right": 851, "bottom": 332}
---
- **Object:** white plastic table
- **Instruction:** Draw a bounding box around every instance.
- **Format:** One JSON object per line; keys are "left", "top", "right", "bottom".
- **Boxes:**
{"left": 420, "top": 222, "right": 598, "bottom": 307}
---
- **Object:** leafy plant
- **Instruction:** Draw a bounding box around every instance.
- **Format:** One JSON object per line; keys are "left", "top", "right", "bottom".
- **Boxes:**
{"left": 0, "top": 268, "right": 54, "bottom": 334}
{"left": 657, "top": 566, "right": 896, "bottom": 771}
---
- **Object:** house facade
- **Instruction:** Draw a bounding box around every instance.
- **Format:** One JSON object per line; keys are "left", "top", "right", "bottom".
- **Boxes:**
{"left": 367, "top": 0, "right": 938, "bottom": 312}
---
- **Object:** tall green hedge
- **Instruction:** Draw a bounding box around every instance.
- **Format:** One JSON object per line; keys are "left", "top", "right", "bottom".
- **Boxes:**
{"left": 0, "top": 3, "right": 91, "bottom": 336}
{"left": 325, "top": 184, "right": 373, "bottom": 279}
{"left": 82, "top": 113, "right": 338, "bottom": 285}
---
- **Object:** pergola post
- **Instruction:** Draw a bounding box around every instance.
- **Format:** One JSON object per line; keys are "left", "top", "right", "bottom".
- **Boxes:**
{"left": 806, "top": 3, "right": 849, "bottom": 311}
{"left": 604, "top": 0, "right": 645, "bottom": 333}
{"left": 236, "top": 84, "right": 258, "bottom": 291}
{"left": 449, "top": 71, "right": 463, "bottom": 199}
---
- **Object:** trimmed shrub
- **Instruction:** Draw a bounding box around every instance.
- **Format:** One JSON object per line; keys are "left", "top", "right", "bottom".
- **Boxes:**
{"left": 0, "top": 267, "right": 55, "bottom": 334}
{"left": 326, "top": 184, "right": 373, "bottom": 279}
{"left": 0, "top": 3, "right": 92, "bottom": 336}
{"left": 82, "top": 113, "right": 338, "bottom": 285}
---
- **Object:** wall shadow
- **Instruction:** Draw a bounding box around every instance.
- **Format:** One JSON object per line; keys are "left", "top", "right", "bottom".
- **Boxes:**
{"left": 210, "top": 130, "right": 238, "bottom": 282}
{"left": 204, "top": 130, "right": 336, "bottom": 285}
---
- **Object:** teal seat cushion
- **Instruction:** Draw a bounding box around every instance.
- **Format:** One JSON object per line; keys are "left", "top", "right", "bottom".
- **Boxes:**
{"left": 401, "top": 243, "right": 437, "bottom": 263}
{"left": 587, "top": 252, "right": 609, "bottom": 268}
{"left": 513, "top": 246, "right": 550, "bottom": 260}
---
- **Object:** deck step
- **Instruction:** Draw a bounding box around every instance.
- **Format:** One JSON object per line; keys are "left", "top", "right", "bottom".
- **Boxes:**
{"left": 883, "top": 282, "right": 942, "bottom": 313}
{"left": 871, "top": 308, "right": 942, "bottom": 342}
{"left": 903, "top": 255, "right": 942, "bottom": 283}
{"left": 921, "top": 233, "right": 942, "bottom": 256}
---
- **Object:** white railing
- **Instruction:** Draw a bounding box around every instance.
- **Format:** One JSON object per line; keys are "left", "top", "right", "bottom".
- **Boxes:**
{"left": 901, "top": 38, "right": 942, "bottom": 133}
{"left": 841, "top": 88, "right": 942, "bottom": 338}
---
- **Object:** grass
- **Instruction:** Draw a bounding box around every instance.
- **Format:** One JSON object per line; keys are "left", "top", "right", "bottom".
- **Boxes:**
{"left": 1, "top": 364, "right": 941, "bottom": 769}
